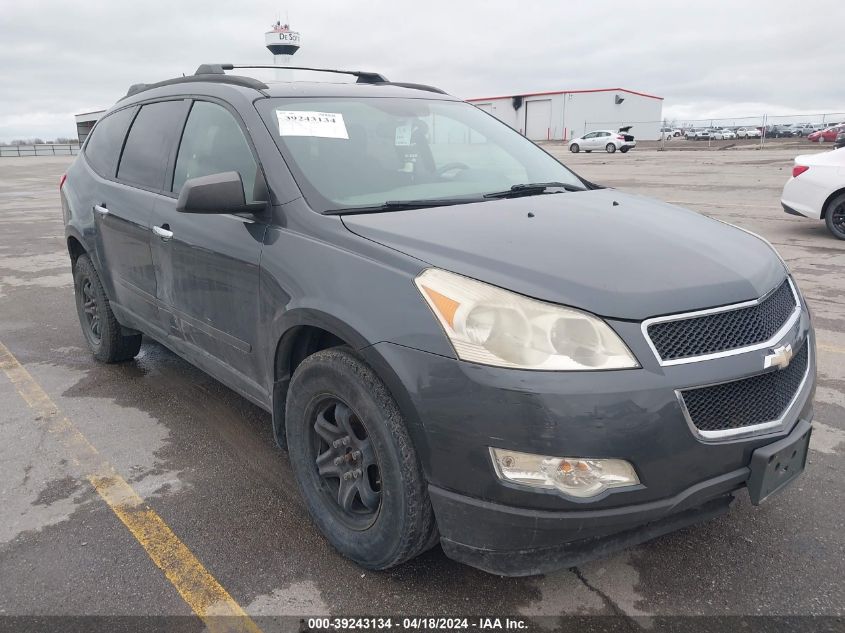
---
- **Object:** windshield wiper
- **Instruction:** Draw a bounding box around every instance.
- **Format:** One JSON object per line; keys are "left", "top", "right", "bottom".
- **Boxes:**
{"left": 324, "top": 197, "right": 484, "bottom": 215}
{"left": 483, "top": 181, "right": 584, "bottom": 199}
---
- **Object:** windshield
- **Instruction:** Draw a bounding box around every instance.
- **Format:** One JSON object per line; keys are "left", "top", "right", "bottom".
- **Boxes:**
{"left": 257, "top": 97, "right": 586, "bottom": 212}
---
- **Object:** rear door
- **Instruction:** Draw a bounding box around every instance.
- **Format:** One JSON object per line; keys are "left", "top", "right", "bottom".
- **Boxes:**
{"left": 82, "top": 106, "right": 147, "bottom": 314}
{"left": 595, "top": 131, "right": 611, "bottom": 148}
{"left": 150, "top": 99, "right": 268, "bottom": 395}
{"left": 99, "top": 99, "right": 189, "bottom": 327}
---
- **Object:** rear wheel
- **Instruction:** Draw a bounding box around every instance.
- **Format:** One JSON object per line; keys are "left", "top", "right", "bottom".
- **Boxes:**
{"left": 606, "top": 143, "right": 617, "bottom": 153}
{"left": 570, "top": 143, "right": 579, "bottom": 153}
{"left": 73, "top": 254, "right": 142, "bottom": 363}
{"left": 286, "top": 347, "right": 436, "bottom": 569}
{"left": 620, "top": 147, "right": 630, "bottom": 153}
{"left": 825, "top": 193, "right": 845, "bottom": 240}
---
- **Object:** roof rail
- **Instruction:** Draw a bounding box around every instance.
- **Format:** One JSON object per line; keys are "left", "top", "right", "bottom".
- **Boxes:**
{"left": 384, "top": 82, "right": 447, "bottom": 95}
{"left": 200, "top": 64, "right": 449, "bottom": 94}
{"left": 123, "top": 72, "right": 268, "bottom": 100}
{"left": 210, "top": 64, "right": 389, "bottom": 84}
{"left": 123, "top": 64, "right": 447, "bottom": 100}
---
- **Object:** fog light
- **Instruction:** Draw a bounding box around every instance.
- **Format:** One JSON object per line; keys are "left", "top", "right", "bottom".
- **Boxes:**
{"left": 489, "top": 448, "right": 639, "bottom": 498}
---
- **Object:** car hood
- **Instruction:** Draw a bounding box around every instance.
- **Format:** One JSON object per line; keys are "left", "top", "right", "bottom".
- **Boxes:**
{"left": 341, "top": 189, "right": 786, "bottom": 320}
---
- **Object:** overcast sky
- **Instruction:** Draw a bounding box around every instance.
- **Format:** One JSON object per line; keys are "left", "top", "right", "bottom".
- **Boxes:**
{"left": 0, "top": 0, "right": 841, "bottom": 141}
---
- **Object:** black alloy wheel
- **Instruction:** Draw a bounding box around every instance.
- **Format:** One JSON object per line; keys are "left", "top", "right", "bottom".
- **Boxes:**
{"left": 79, "top": 275, "right": 101, "bottom": 343}
{"left": 72, "top": 254, "right": 142, "bottom": 362}
{"left": 826, "top": 193, "right": 845, "bottom": 240}
{"left": 310, "top": 398, "right": 382, "bottom": 529}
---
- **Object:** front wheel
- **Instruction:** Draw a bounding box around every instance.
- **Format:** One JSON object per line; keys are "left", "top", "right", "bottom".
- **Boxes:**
{"left": 825, "top": 193, "right": 845, "bottom": 240}
{"left": 73, "top": 254, "right": 142, "bottom": 363}
{"left": 286, "top": 348, "right": 436, "bottom": 570}
{"left": 570, "top": 143, "right": 580, "bottom": 153}
{"left": 606, "top": 143, "right": 617, "bottom": 153}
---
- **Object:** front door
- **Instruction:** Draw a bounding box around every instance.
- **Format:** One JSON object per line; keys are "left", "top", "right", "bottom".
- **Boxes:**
{"left": 150, "top": 100, "right": 268, "bottom": 392}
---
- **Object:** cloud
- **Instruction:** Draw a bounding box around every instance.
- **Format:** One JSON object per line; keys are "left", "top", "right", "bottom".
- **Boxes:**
{"left": 0, "top": 0, "right": 840, "bottom": 140}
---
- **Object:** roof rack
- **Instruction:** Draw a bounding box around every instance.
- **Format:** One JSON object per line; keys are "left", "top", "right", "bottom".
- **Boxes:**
{"left": 122, "top": 64, "right": 447, "bottom": 100}
{"left": 199, "top": 64, "right": 448, "bottom": 94}
{"left": 123, "top": 72, "right": 268, "bottom": 99}
{"left": 209, "top": 64, "right": 389, "bottom": 84}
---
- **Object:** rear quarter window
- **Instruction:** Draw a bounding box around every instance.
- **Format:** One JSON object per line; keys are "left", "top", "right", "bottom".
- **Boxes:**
{"left": 117, "top": 100, "right": 186, "bottom": 190}
{"left": 83, "top": 107, "right": 136, "bottom": 178}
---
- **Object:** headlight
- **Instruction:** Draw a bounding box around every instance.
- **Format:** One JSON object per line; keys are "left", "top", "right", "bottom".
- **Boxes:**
{"left": 415, "top": 268, "right": 638, "bottom": 370}
{"left": 490, "top": 448, "right": 640, "bottom": 498}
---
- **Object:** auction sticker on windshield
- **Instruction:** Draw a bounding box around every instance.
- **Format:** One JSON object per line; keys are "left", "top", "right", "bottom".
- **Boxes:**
{"left": 276, "top": 110, "right": 349, "bottom": 139}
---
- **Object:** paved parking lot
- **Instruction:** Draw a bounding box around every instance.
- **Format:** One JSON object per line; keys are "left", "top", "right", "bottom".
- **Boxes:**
{"left": 1, "top": 148, "right": 843, "bottom": 630}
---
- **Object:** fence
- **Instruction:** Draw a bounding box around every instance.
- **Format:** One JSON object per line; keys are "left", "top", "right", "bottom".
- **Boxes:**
{"left": 0, "top": 144, "right": 80, "bottom": 157}
{"left": 583, "top": 112, "right": 845, "bottom": 145}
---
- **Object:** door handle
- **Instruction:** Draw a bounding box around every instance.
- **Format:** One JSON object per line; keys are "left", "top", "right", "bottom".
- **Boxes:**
{"left": 152, "top": 225, "right": 173, "bottom": 241}
{"left": 94, "top": 204, "right": 109, "bottom": 216}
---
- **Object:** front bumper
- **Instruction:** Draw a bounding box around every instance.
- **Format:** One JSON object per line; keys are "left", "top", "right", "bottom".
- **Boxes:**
{"left": 431, "top": 417, "right": 811, "bottom": 576}
{"left": 363, "top": 302, "right": 815, "bottom": 575}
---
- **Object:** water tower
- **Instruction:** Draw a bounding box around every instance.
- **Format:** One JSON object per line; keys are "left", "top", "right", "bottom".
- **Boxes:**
{"left": 265, "top": 20, "right": 301, "bottom": 68}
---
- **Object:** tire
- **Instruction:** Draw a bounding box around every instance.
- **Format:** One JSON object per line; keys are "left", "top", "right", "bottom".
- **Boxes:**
{"left": 73, "top": 254, "right": 142, "bottom": 363}
{"left": 285, "top": 347, "right": 436, "bottom": 570}
{"left": 584, "top": 150, "right": 592, "bottom": 153}
{"left": 606, "top": 143, "right": 617, "bottom": 153}
{"left": 570, "top": 143, "right": 579, "bottom": 153}
{"left": 620, "top": 147, "right": 630, "bottom": 153}
{"left": 824, "top": 193, "right": 845, "bottom": 240}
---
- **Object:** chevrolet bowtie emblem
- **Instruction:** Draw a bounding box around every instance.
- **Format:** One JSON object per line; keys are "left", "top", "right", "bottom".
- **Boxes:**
{"left": 764, "top": 343, "right": 793, "bottom": 370}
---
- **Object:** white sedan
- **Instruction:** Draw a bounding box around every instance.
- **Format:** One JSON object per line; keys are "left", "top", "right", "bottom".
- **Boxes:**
{"left": 781, "top": 148, "right": 845, "bottom": 239}
{"left": 736, "top": 127, "right": 762, "bottom": 139}
{"left": 711, "top": 129, "right": 736, "bottom": 140}
{"left": 569, "top": 129, "right": 636, "bottom": 154}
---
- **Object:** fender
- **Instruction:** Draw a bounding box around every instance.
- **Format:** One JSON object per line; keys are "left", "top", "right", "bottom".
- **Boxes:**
{"left": 267, "top": 306, "right": 373, "bottom": 449}
{"left": 267, "top": 308, "right": 433, "bottom": 477}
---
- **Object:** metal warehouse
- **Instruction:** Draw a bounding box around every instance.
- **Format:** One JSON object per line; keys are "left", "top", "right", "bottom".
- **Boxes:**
{"left": 467, "top": 88, "right": 664, "bottom": 141}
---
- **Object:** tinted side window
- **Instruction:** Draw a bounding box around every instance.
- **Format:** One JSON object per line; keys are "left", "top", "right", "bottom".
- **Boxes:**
{"left": 83, "top": 107, "right": 136, "bottom": 178}
{"left": 172, "top": 101, "right": 258, "bottom": 202}
{"left": 118, "top": 100, "right": 186, "bottom": 190}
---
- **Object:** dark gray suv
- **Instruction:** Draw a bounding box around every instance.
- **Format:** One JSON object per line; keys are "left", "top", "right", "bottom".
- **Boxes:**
{"left": 60, "top": 64, "right": 816, "bottom": 576}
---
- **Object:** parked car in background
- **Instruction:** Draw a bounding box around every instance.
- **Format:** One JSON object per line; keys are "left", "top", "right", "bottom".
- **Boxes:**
{"left": 808, "top": 126, "right": 844, "bottom": 143}
{"left": 659, "top": 127, "right": 675, "bottom": 140}
{"left": 736, "top": 127, "right": 761, "bottom": 139}
{"left": 694, "top": 129, "right": 712, "bottom": 141}
{"left": 569, "top": 127, "right": 636, "bottom": 153}
{"left": 782, "top": 148, "right": 845, "bottom": 239}
{"left": 712, "top": 129, "right": 736, "bottom": 140}
{"left": 791, "top": 124, "right": 816, "bottom": 137}
{"left": 767, "top": 125, "right": 795, "bottom": 138}
{"left": 835, "top": 132, "right": 845, "bottom": 149}
{"left": 685, "top": 129, "right": 698, "bottom": 140}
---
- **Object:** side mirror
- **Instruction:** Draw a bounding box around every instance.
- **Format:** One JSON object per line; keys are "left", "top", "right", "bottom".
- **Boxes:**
{"left": 176, "top": 171, "right": 266, "bottom": 214}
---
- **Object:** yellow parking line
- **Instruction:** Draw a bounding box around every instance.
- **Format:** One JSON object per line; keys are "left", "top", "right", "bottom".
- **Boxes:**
{"left": 818, "top": 343, "right": 845, "bottom": 355}
{"left": 0, "top": 341, "right": 262, "bottom": 633}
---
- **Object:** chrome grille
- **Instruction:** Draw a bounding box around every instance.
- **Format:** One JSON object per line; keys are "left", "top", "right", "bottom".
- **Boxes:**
{"left": 679, "top": 340, "right": 809, "bottom": 435}
{"left": 646, "top": 279, "right": 797, "bottom": 362}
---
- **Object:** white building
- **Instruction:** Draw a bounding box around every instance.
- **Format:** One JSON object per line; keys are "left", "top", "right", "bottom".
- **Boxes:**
{"left": 467, "top": 88, "right": 664, "bottom": 141}
{"left": 74, "top": 110, "right": 105, "bottom": 144}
